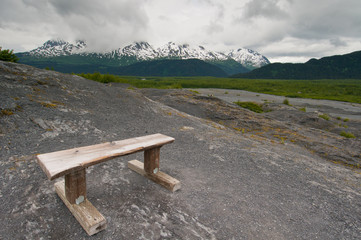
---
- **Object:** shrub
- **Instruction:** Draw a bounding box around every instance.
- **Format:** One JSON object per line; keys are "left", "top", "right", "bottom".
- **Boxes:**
{"left": 45, "top": 66, "right": 54, "bottom": 71}
{"left": 234, "top": 101, "right": 263, "bottom": 113}
{"left": 340, "top": 131, "right": 355, "bottom": 138}
{"left": 0, "top": 47, "right": 19, "bottom": 62}
{"left": 283, "top": 98, "right": 290, "bottom": 105}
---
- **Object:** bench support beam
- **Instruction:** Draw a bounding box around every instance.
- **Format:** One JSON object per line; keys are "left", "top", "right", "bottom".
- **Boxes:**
{"left": 128, "top": 160, "right": 181, "bottom": 192}
{"left": 55, "top": 180, "right": 107, "bottom": 236}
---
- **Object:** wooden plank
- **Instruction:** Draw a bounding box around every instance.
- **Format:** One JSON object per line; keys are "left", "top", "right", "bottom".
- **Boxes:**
{"left": 144, "top": 147, "right": 160, "bottom": 174}
{"left": 128, "top": 160, "right": 181, "bottom": 192}
{"left": 54, "top": 180, "right": 107, "bottom": 236}
{"left": 65, "top": 169, "right": 87, "bottom": 204}
{"left": 37, "top": 134, "right": 175, "bottom": 180}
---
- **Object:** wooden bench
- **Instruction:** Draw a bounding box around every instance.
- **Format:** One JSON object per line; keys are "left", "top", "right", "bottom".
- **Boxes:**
{"left": 37, "top": 133, "right": 180, "bottom": 236}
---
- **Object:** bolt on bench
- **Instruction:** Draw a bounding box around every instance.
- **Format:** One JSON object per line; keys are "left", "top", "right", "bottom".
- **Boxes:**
{"left": 37, "top": 133, "right": 180, "bottom": 236}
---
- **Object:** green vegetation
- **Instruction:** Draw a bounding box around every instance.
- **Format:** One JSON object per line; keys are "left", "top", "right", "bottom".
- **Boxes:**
{"left": 0, "top": 47, "right": 19, "bottom": 62}
{"left": 189, "top": 90, "right": 200, "bottom": 94}
{"left": 340, "top": 131, "right": 356, "bottom": 138}
{"left": 299, "top": 107, "right": 306, "bottom": 112}
{"left": 19, "top": 55, "right": 228, "bottom": 77}
{"left": 233, "top": 101, "right": 264, "bottom": 113}
{"left": 45, "top": 66, "right": 55, "bottom": 71}
{"left": 319, "top": 114, "right": 330, "bottom": 121}
{"left": 78, "top": 73, "right": 361, "bottom": 104}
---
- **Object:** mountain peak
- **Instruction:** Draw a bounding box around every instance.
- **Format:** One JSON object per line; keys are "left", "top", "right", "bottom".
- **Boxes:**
{"left": 28, "top": 39, "right": 86, "bottom": 57}
{"left": 43, "top": 39, "right": 67, "bottom": 47}
{"left": 228, "top": 48, "right": 270, "bottom": 69}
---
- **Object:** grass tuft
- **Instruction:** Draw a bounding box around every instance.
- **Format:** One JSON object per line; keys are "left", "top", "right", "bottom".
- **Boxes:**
{"left": 1, "top": 109, "right": 14, "bottom": 116}
{"left": 340, "top": 131, "right": 356, "bottom": 138}
{"left": 189, "top": 90, "right": 200, "bottom": 94}
{"left": 234, "top": 101, "right": 264, "bottom": 113}
{"left": 319, "top": 113, "right": 330, "bottom": 121}
{"left": 299, "top": 107, "right": 306, "bottom": 112}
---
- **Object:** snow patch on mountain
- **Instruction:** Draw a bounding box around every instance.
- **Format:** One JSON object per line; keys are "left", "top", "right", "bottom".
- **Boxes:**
{"left": 157, "top": 42, "right": 229, "bottom": 61}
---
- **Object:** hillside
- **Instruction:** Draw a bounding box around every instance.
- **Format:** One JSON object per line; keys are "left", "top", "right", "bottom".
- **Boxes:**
{"left": 114, "top": 59, "right": 228, "bottom": 77}
{"left": 1, "top": 61, "right": 360, "bottom": 239}
{"left": 232, "top": 50, "right": 361, "bottom": 79}
{"left": 16, "top": 40, "right": 269, "bottom": 75}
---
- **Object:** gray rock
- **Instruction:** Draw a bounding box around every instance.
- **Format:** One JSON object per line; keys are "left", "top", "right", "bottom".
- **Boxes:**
{"left": 1, "top": 60, "right": 360, "bottom": 239}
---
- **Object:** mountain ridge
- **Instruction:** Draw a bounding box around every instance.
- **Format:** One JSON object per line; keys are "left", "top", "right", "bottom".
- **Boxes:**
{"left": 16, "top": 39, "right": 270, "bottom": 75}
{"left": 232, "top": 50, "right": 361, "bottom": 79}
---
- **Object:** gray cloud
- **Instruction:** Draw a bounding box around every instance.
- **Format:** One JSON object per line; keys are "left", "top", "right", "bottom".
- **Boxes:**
{"left": 47, "top": 0, "right": 149, "bottom": 51}
{"left": 1, "top": 0, "right": 361, "bottom": 62}
{"left": 1, "top": 0, "right": 149, "bottom": 51}
{"left": 241, "top": 0, "right": 290, "bottom": 20}
{"left": 288, "top": 0, "right": 361, "bottom": 40}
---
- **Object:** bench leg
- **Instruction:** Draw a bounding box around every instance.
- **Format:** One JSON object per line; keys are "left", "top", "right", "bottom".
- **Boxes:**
{"left": 54, "top": 169, "right": 107, "bottom": 236}
{"left": 144, "top": 147, "right": 160, "bottom": 174}
{"left": 65, "top": 169, "right": 87, "bottom": 204}
{"left": 128, "top": 147, "right": 181, "bottom": 192}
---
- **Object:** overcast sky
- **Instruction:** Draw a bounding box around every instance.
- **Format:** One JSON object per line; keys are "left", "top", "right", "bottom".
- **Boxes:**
{"left": 1, "top": 0, "right": 361, "bottom": 63}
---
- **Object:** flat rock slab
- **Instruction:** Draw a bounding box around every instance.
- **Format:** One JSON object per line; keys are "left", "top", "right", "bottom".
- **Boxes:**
{"left": 1, "top": 61, "right": 361, "bottom": 239}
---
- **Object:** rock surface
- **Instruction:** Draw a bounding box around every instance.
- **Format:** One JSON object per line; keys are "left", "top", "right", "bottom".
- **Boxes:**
{"left": 1, "top": 61, "right": 360, "bottom": 239}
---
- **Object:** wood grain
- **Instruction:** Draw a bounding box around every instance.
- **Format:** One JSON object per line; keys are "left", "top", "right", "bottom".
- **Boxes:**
{"left": 37, "top": 134, "right": 174, "bottom": 180}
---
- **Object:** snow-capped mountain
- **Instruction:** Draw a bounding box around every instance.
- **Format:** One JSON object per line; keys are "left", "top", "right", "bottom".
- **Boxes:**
{"left": 24, "top": 39, "right": 269, "bottom": 69}
{"left": 28, "top": 39, "right": 86, "bottom": 57}
{"left": 228, "top": 48, "right": 270, "bottom": 69}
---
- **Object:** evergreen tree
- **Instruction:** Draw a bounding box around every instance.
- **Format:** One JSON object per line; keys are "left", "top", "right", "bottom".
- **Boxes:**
{"left": 0, "top": 47, "right": 19, "bottom": 62}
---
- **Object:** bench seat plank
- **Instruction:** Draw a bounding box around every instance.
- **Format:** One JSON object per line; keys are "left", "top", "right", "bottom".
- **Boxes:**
{"left": 37, "top": 134, "right": 174, "bottom": 180}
